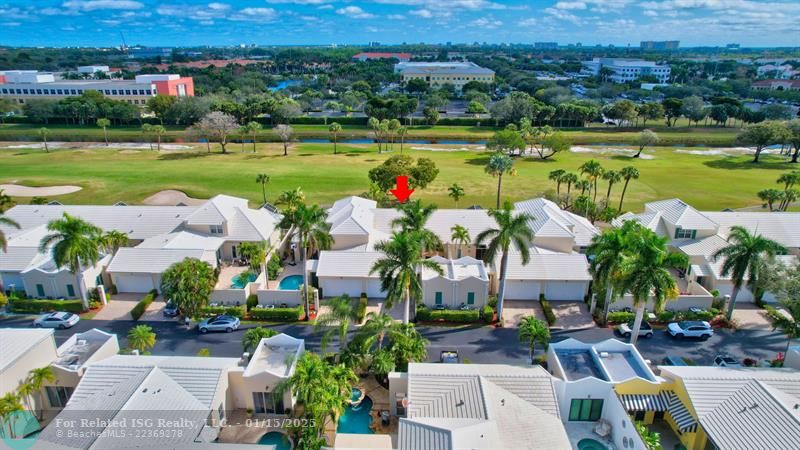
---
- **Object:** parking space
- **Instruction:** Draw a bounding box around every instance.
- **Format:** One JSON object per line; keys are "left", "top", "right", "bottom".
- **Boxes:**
{"left": 550, "top": 301, "right": 595, "bottom": 330}
{"left": 91, "top": 293, "right": 142, "bottom": 321}
{"left": 732, "top": 304, "right": 773, "bottom": 329}
{"left": 502, "top": 300, "right": 546, "bottom": 327}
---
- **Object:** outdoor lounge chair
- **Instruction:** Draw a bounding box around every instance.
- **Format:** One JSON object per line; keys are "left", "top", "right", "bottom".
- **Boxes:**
{"left": 593, "top": 419, "right": 611, "bottom": 438}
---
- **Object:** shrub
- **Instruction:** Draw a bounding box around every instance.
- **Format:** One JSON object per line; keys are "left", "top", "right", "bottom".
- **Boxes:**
{"left": 88, "top": 300, "right": 102, "bottom": 310}
{"left": 199, "top": 305, "right": 246, "bottom": 318}
{"left": 487, "top": 296, "right": 497, "bottom": 309}
{"left": 249, "top": 305, "right": 303, "bottom": 321}
{"left": 9, "top": 298, "right": 85, "bottom": 313}
{"left": 0, "top": 291, "right": 7, "bottom": 309}
{"left": 356, "top": 295, "right": 368, "bottom": 323}
{"left": 415, "top": 306, "right": 480, "bottom": 323}
{"left": 657, "top": 310, "right": 676, "bottom": 323}
{"left": 246, "top": 294, "right": 259, "bottom": 311}
{"left": 540, "top": 299, "right": 556, "bottom": 326}
{"left": 481, "top": 305, "right": 494, "bottom": 323}
{"left": 684, "top": 310, "right": 715, "bottom": 321}
{"left": 107, "top": 284, "right": 118, "bottom": 295}
{"left": 130, "top": 291, "right": 157, "bottom": 320}
{"left": 607, "top": 311, "right": 636, "bottom": 324}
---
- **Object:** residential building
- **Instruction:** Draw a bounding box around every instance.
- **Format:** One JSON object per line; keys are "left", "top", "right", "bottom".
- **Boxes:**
{"left": 615, "top": 199, "right": 800, "bottom": 304}
{"left": 420, "top": 256, "right": 489, "bottom": 309}
{"left": 0, "top": 71, "right": 194, "bottom": 105}
{"left": 640, "top": 40, "right": 679, "bottom": 51}
{"left": 752, "top": 79, "right": 800, "bottom": 91}
{"left": 388, "top": 363, "right": 572, "bottom": 450}
{"left": 756, "top": 64, "right": 798, "bottom": 79}
{"left": 352, "top": 52, "right": 411, "bottom": 62}
{"left": 395, "top": 61, "right": 495, "bottom": 91}
{"left": 582, "top": 58, "right": 671, "bottom": 84}
{"left": 0, "top": 328, "right": 59, "bottom": 397}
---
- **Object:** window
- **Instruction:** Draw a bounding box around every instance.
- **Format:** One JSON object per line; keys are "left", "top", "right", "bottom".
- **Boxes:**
{"left": 66, "top": 284, "right": 75, "bottom": 297}
{"left": 568, "top": 398, "right": 603, "bottom": 421}
{"left": 674, "top": 228, "right": 696, "bottom": 239}
{"left": 209, "top": 224, "right": 223, "bottom": 234}
{"left": 252, "top": 392, "right": 285, "bottom": 415}
{"left": 36, "top": 284, "right": 45, "bottom": 297}
{"left": 435, "top": 292, "right": 443, "bottom": 305}
{"left": 467, "top": 292, "right": 475, "bottom": 305}
{"left": 46, "top": 386, "right": 74, "bottom": 408}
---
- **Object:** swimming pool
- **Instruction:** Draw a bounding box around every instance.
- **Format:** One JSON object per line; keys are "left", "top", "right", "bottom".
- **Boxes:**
{"left": 231, "top": 272, "right": 257, "bottom": 289}
{"left": 577, "top": 438, "right": 608, "bottom": 450}
{"left": 278, "top": 275, "right": 303, "bottom": 290}
{"left": 258, "top": 431, "right": 292, "bottom": 449}
{"left": 337, "top": 395, "right": 374, "bottom": 434}
{"left": 555, "top": 349, "right": 608, "bottom": 381}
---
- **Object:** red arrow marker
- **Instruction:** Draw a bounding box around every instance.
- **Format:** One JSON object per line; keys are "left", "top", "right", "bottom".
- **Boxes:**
{"left": 390, "top": 175, "right": 414, "bottom": 203}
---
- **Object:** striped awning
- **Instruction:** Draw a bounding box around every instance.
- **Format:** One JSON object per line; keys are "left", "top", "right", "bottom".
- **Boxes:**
{"left": 620, "top": 392, "right": 671, "bottom": 412}
{"left": 665, "top": 391, "right": 698, "bottom": 433}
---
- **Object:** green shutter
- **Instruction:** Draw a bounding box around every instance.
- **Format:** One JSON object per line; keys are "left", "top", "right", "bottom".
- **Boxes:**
{"left": 467, "top": 292, "right": 475, "bottom": 305}
{"left": 36, "top": 284, "right": 45, "bottom": 297}
{"left": 674, "top": 228, "right": 681, "bottom": 239}
{"left": 435, "top": 292, "right": 443, "bottom": 305}
{"left": 589, "top": 399, "right": 604, "bottom": 421}
{"left": 691, "top": 230, "right": 697, "bottom": 239}
{"left": 66, "top": 284, "right": 75, "bottom": 297}
{"left": 569, "top": 399, "right": 581, "bottom": 421}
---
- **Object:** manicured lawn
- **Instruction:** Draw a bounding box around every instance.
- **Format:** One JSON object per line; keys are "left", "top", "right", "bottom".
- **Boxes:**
{"left": 1, "top": 141, "right": 791, "bottom": 212}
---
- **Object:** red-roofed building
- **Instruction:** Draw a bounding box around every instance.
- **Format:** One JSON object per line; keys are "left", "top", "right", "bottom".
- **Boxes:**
{"left": 751, "top": 79, "right": 800, "bottom": 91}
{"left": 352, "top": 52, "right": 412, "bottom": 62}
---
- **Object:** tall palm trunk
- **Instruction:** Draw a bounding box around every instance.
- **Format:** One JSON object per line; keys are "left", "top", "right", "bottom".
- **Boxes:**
{"left": 617, "top": 179, "right": 631, "bottom": 213}
{"left": 602, "top": 287, "right": 614, "bottom": 325}
{"left": 630, "top": 302, "right": 645, "bottom": 345}
{"left": 252, "top": 132, "right": 258, "bottom": 152}
{"left": 301, "top": 238, "right": 310, "bottom": 319}
{"left": 403, "top": 286, "right": 411, "bottom": 324}
{"left": 76, "top": 266, "right": 89, "bottom": 309}
{"left": 726, "top": 285, "right": 740, "bottom": 320}
{"left": 495, "top": 175, "right": 503, "bottom": 209}
{"left": 496, "top": 251, "right": 509, "bottom": 325}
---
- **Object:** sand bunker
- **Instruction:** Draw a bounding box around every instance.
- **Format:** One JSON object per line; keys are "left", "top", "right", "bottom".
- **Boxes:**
{"left": 674, "top": 147, "right": 788, "bottom": 157}
{"left": 143, "top": 190, "right": 206, "bottom": 206}
{"left": 0, "top": 183, "right": 82, "bottom": 196}
{"left": 2, "top": 142, "right": 193, "bottom": 151}
{"left": 409, "top": 145, "right": 486, "bottom": 152}
{"left": 570, "top": 146, "right": 656, "bottom": 160}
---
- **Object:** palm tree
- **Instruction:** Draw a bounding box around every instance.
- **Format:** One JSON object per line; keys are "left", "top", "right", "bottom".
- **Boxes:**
{"left": 275, "top": 188, "right": 305, "bottom": 213}
{"left": 485, "top": 152, "right": 515, "bottom": 208}
{"left": 618, "top": 225, "right": 688, "bottom": 344}
{"left": 397, "top": 126, "right": 408, "bottom": 152}
{"left": 242, "top": 327, "right": 278, "bottom": 353}
{"left": 448, "top": 183, "right": 465, "bottom": 207}
{"left": 450, "top": 224, "right": 471, "bottom": 259}
{"left": 0, "top": 393, "right": 23, "bottom": 438}
{"left": 769, "top": 299, "right": 800, "bottom": 361}
{"left": 96, "top": 118, "right": 111, "bottom": 146}
{"left": 548, "top": 169, "right": 566, "bottom": 196}
{"left": 38, "top": 213, "right": 102, "bottom": 308}
{"left": 712, "top": 226, "right": 786, "bottom": 319}
{"left": 371, "top": 231, "right": 443, "bottom": 324}
{"left": 16, "top": 382, "right": 36, "bottom": 417}
{"left": 602, "top": 169, "right": 622, "bottom": 208}
{"left": 315, "top": 294, "right": 357, "bottom": 352}
{"left": 561, "top": 172, "right": 579, "bottom": 207}
{"left": 283, "top": 203, "right": 333, "bottom": 317}
{"left": 246, "top": 121, "right": 262, "bottom": 152}
{"left": 142, "top": 123, "right": 154, "bottom": 151}
{"left": 370, "top": 348, "right": 396, "bottom": 379}
{"left": 388, "top": 323, "right": 428, "bottom": 371}
{"left": 99, "top": 230, "right": 128, "bottom": 255}
{"left": 127, "top": 324, "right": 157, "bottom": 354}
{"left": 587, "top": 223, "right": 630, "bottom": 321}
{"left": 391, "top": 199, "right": 442, "bottom": 253}
{"left": 256, "top": 173, "right": 270, "bottom": 205}
{"left": 358, "top": 312, "right": 394, "bottom": 350}
{"left": 617, "top": 166, "right": 640, "bottom": 213}
{"left": 575, "top": 179, "right": 592, "bottom": 197}
{"left": 758, "top": 189, "right": 783, "bottom": 211}
{"left": 25, "top": 367, "right": 55, "bottom": 420}
{"left": 518, "top": 316, "right": 550, "bottom": 364}
{"left": 0, "top": 190, "right": 13, "bottom": 213}
{"left": 39, "top": 127, "right": 49, "bottom": 152}
{"left": 152, "top": 125, "right": 166, "bottom": 151}
{"left": 1, "top": 213, "right": 20, "bottom": 252}
{"left": 328, "top": 122, "right": 342, "bottom": 154}
{"left": 579, "top": 159, "right": 603, "bottom": 203}
{"left": 475, "top": 202, "right": 535, "bottom": 325}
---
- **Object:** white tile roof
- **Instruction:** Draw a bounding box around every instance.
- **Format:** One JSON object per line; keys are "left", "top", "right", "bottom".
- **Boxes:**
{"left": 644, "top": 199, "right": 718, "bottom": 230}
{"left": 0, "top": 328, "right": 54, "bottom": 372}
{"left": 315, "top": 250, "right": 383, "bottom": 278}
{"left": 373, "top": 208, "right": 499, "bottom": 244}
{"left": 0, "top": 245, "right": 41, "bottom": 271}
{"left": 514, "top": 198, "right": 599, "bottom": 247}
{"left": 504, "top": 251, "right": 592, "bottom": 281}
{"left": 702, "top": 211, "right": 800, "bottom": 249}
{"left": 107, "top": 248, "right": 210, "bottom": 274}
{"left": 327, "top": 196, "right": 376, "bottom": 236}
{"left": 243, "top": 333, "right": 304, "bottom": 378}
{"left": 136, "top": 230, "right": 224, "bottom": 251}
{"left": 421, "top": 256, "right": 488, "bottom": 281}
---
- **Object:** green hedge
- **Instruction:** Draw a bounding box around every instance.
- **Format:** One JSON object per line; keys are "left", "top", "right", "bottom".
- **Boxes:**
{"left": 481, "top": 305, "right": 494, "bottom": 323}
{"left": 607, "top": 311, "right": 636, "bottom": 324}
{"left": 540, "top": 299, "right": 557, "bottom": 326}
{"left": 357, "top": 295, "right": 368, "bottom": 323}
{"left": 246, "top": 295, "right": 259, "bottom": 312}
{"left": 656, "top": 309, "right": 718, "bottom": 323}
{"left": 416, "top": 307, "right": 481, "bottom": 323}
{"left": 9, "top": 298, "right": 85, "bottom": 313}
{"left": 130, "top": 290, "right": 158, "bottom": 320}
{"left": 199, "top": 305, "right": 246, "bottom": 318}
{"left": 249, "top": 305, "right": 304, "bottom": 321}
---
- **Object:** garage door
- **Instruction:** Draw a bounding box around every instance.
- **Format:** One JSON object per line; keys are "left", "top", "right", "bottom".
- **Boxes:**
{"left": 114, "top": 274, "right": 156, "bottom": 293}
{"left": 366, "top": 280, "right": 386, "bottom": 299}
{"left": 503, "top": 280, "right": 540, "bottom": 300}
{"left": 320, "top": 278, "right": 362, "bottom": 298}
{"left": 544, "top": 281, "right": 587, "bottom": 301}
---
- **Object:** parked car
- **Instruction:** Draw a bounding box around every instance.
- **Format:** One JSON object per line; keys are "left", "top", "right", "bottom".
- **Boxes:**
{"left": 33, "top": 312, "right": 80, "bottom": 329}
{"left": 198, "top": 315, "right": 240, "bottom": 333}
{"left": 667, "top": 321, "right": 713, "bottom": 339}
{"left": 440, "top": 351, "right": 459, "bottom": 363}
{"left": 163, "top": 301, "right": 180, "bottom": 317}
{"left": 714, "top": 354, "right": 742, "bottom": 367}
{"left": 662, "top": 356, "right": 688, "bottom": 366}
{"left": 616, "top": 320, "right": 654, "bottom": 339}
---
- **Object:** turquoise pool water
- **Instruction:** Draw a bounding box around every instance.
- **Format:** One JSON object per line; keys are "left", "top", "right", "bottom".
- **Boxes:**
{"left": 258, "top": 431, "right": 292, "bottom": 449}
{"left": 278, "top": 275, "right": 303, "bottom": 290}
{"left": 577, "top": 438, "right": 608, "bottom": 450}
{"left": 350, "top": 387, "right": 363, "bottom": 402}
{"left": 231, "top": 273, "right": 257, "bottom": 289}
{"left": 337, "top": 395, "right": 374, "bottom": 434}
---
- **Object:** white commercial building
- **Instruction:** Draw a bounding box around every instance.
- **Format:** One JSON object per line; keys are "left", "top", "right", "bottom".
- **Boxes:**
{"left": 582, "top": 58, "right": 671, "bottom": 84}
{"left": 395, "top": 61, "right": 495, "bottom": 91}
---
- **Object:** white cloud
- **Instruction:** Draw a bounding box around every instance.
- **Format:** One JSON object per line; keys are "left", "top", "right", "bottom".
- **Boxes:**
{"left": 554, "top": 1, "right": 587, "bottom": 10}
{"left": 410, "top": 9, "right": 433, "bottom": 18}
{"left": 3, "top": 22, "right": 22, "bottom": 27}
{"left": 373, "top": 0, "right": 506, "bottom": 10}
{"left": 62, "top": 1, "right": 144, "bottom": 11}
{"left": 643, "top": 10, "right": 658, "bottom": 16}
{"left": 336, "top": 6, "right": 375, "bottom": 19}
{"left": 388, "top": 14, "right": 406, "bottom": 20}
{"left": 230, "top": 7, "right": 278, "bottom": 22}
{"left": 518, "top": 17, "right": 538, "bottom": 26}
{"left": 207, "top": 2, "right": 230, "bottom": 10}
{"left": 471, "top": 17, "right": 502, "bottom": 28}
{"left": 544, "top": 7, "right": 584, "bottom": 24}
{"left": 317, "top": 4, "right": 334, "bottom": 9}
{"left": 265, "top": 0, "right": 333, "bottom": 3}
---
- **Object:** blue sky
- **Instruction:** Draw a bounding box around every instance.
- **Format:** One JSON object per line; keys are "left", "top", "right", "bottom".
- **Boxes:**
{"left": 1, "top": 1, "right": 798, "bottom": 47}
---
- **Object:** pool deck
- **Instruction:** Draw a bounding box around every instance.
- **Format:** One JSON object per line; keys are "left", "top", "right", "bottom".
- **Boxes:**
{"left": 215, "top": 265, "right": 251, "bottom": 289}
{"left": 267, "top": 264, "right": 304, "bottom": 289}
{"left": 216, "top": 409, "right": 290, "bottom": 444}
{"left": 566, "top": 422, "right": 618, "bottom": 450}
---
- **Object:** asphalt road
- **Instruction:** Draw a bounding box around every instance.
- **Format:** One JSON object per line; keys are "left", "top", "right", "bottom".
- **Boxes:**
{"left": 0, "top": 315, "right": 789, "bottom": 366}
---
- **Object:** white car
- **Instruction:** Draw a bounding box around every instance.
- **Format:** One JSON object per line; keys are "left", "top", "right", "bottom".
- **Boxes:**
{"left": 667, "top": 321, "right": 713, "bottom": 339}
{"left": 33, "top": 311, "right": 80, "bottom": 329}
{"left": 714, "top": 355, "right": 742, "bottom": 367}
{"left": 616, "top": 321, "right": 654, "bottom": 339}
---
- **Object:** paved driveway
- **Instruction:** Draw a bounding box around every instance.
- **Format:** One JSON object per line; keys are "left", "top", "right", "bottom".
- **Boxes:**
{"left": 502, "top": 300, "right": 545, "bottom": 327}
{"left": 551, "top": 301, "right": 595, "bottom": 330}
{"left": 91, "top": 293, "right": 143, "bottom": 320}
{"left": 732, "top": 304, "right": 773, "bottom": 329}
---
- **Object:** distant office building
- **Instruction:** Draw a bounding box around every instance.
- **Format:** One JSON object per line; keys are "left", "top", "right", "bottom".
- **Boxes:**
{"left": 128, "top": 47, "right": 173, "bottom": 59}
{"left": 78, "top": 65, "right": 110, "bottom": 74}
{"left": 395, "top": 61, "right": 495, "bottom": 91}
{"left": 534, "top": 42, "right": 558, "bottom": 49}
{"left": 751, "top": 79, "right": 800, "bottom": 91}
{"left": 0, "top": 71, "right": 194, "bottom": 105}
{"left": 726, "top": 43, "right": 741, "bottom": 50}
{"left": 582, "top": 58, "right": 671, "bottom": 83}
{"left": 756, "top": 64, "right": 798, "bottom": 79}
{"left": 640, "top": 40, "right": 679, "bottom": 51}
{"left": 352, "top": 52, "right": 411, "bottom": 62}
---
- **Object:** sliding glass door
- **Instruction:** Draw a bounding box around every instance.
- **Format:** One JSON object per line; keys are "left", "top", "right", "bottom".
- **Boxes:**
{"left": 252, "top": 392, "right": 285, "bottom": 415}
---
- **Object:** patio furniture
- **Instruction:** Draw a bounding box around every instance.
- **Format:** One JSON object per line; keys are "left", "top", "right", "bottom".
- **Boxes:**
{"left": 593, "top": 419, "right": 611, "bottom": 438}
{"left": 254, "top": 304, "right": 264, "bottom": 309}
{"left": 434, "top": 304, "right": 446, "bottom": 311}
{"left": 280, "top": 303, "right": 288, "bottom": 308}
